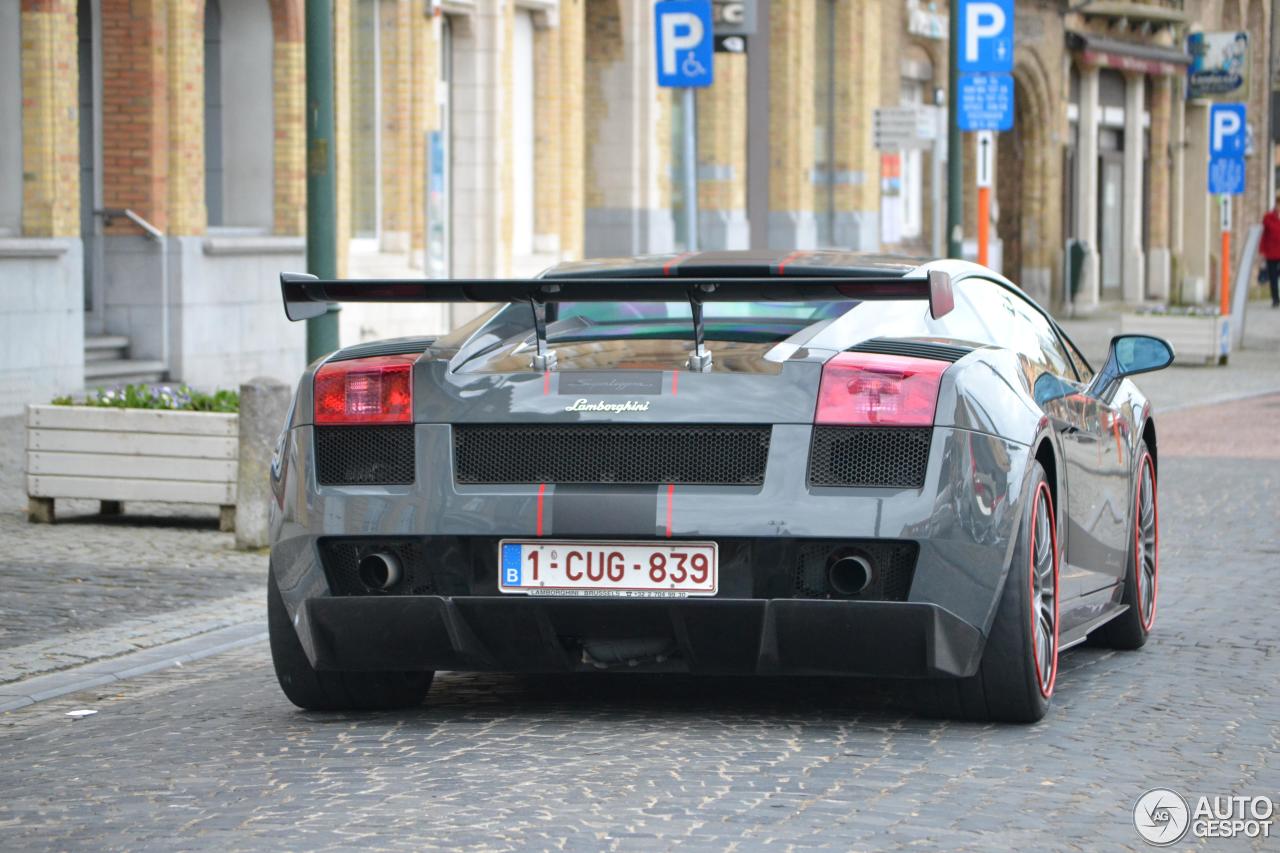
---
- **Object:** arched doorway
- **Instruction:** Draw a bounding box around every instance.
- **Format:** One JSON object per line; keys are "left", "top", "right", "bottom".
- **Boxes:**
{"left": 996, "top": 63, "right": 1056, "bottom": 306}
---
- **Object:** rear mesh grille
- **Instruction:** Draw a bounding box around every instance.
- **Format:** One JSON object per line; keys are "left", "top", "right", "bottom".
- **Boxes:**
{"left": 453, "top": 424, "right": 771, "bottom": 485}
{"left": 808, "top": 426, "right": 931, "bottom": 488}
{"left": 315, "top": 425, "right": 415, "bottom": 485}
{"left": 792, "top": 540, "right": 918, "bottom": 601}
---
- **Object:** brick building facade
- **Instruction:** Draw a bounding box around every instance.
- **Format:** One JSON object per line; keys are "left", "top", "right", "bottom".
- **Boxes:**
{"left": 0, "top": 0, "right": 1273, "bottom": 413}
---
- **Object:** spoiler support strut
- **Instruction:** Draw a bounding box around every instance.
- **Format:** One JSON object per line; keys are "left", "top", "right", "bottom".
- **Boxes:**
{"left": 528, "top": 297, "right": 556, "bottom": 371}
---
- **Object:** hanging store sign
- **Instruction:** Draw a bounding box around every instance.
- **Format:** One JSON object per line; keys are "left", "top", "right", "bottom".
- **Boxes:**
{"left": 712, "top": 0, "right": 755, "bottom": 36}
{"left": 907, "top": 0, "right": 947, "bottom": 41}
{"left": 1187, "top": 32, "right": 1251, "bottom": 101}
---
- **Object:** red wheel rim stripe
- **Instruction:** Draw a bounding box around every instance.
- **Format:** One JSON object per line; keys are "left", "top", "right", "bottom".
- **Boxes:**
{"left": 1029, "top": 481, "right": 1060, "bottom": 699}
{"left": 1134, "top": 451, "right": 1159, "bottom": 632}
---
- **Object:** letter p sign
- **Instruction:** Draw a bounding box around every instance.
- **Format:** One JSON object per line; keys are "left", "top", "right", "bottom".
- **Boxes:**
{"left": 1210, "top": 104, "right": 1246, "bottom": 157}
{"left": 958, "top": 0, "right": 1014, "bottom": 73}
{"left": 655, "top": 0, "right": 714, "bottom": 88}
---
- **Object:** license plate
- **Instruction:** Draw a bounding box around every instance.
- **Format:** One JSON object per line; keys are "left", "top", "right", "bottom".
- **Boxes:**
{"left": 498, "top": 540, "right": 718, "bottom": 597}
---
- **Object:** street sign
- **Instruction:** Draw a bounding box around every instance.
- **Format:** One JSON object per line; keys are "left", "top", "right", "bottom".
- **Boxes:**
{"left": 1208, "top": 156, "right": 1246, "bottom": 195}
{"left": 1209, "top": 103, "right": 1247, "bottom": 195}
{"left": 957, "top": 73, "right": 1014, "bottom": 131}
{"left": 872, "top": 105, "right": 938, "bottom": 150}
{"left": 1209, "top": 103, "right": 1247, "bottom": 156}
{"left": 712, "top": 0, "right": 754, "bottom": 36}
{"left": 714, "top": 35, "right": 746, "bottom": 54}
{"left": 975, "top": 130, "right": 993, "bottom": 188}
{"left": 957, "top": 0, "right": 1014, "bottom": 73}
{"left": 655, "top": 0, "right": 714, "bottom": 88}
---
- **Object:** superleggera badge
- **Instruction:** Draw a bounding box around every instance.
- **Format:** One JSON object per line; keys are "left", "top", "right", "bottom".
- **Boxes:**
{"left": 564, "top": 398, "right": 651, "bottom": 414}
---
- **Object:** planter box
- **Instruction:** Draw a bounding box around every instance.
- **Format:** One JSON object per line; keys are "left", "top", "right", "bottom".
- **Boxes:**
{"left": 25, "top": 404, "right": 239, "bottom": 529}
{"left": 1119, "top": 313, "right": 1230, "bottom": 366}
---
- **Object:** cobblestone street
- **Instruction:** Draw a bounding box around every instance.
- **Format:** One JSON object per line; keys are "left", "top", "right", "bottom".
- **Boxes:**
{"left": 1, "top": 313, "right": 1278, "bottom": 850}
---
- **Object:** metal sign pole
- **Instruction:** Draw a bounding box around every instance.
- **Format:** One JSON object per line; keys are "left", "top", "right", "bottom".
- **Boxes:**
{"left": 946, "top": 0, "right": 963, "bottom": 259}
{"left": 1220, "top": 195, "right": 1232, "bottom": 316}
{"left": 683, "top": 86, "right": 699, "bottom": 251}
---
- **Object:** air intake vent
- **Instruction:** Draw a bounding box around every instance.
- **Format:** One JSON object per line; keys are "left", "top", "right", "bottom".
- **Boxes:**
{"left": 326, "top": 337, "right": 433, "bottom": 362}
{"left": 848, "top": 337, "right": 971, "bottom": 363}
{"left": 453, "top": 424, "right": 771, "bottom": 485}
{"left": 808, "top": 426, "right": 932, "bottom": 488}
{"left": 315, "top": 425, "right": 415, "bottom": 485}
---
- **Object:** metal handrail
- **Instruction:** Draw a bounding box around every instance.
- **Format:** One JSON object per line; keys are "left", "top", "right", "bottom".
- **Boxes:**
{"left": 95, "top": 207, "right": 163, "bottom": 241}
{"left": 92, "top": 208, "right": 169, "bottom": 375}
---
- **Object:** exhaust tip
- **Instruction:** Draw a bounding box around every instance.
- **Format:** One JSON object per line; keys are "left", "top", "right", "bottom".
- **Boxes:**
{"left": 827, "top": 554, "right": 873, "bottom": 597}
{"left": 357, "top": 552, "right": 402, "bottom": 591}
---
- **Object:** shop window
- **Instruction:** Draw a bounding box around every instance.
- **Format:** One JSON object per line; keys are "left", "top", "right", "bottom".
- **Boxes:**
{"left": 349, "top": 0, "right": 379, "bottom": 239}
{"left": 204, "top": 0, "right": 274, "bottom": 230}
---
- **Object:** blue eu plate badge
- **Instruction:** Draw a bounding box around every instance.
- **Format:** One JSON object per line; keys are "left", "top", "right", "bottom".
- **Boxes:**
{"left": 501, "top": 543, "right": 523, "bottom": 586}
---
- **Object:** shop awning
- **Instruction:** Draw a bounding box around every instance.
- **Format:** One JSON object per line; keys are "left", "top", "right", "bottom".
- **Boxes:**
{"left": 1067, "top": 31, "right": 1191, "bottom": 76}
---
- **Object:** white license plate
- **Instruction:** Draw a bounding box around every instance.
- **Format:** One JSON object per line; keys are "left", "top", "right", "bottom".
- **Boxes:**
{"left": 498, "top": 540, "right": 718, "bottom": 597}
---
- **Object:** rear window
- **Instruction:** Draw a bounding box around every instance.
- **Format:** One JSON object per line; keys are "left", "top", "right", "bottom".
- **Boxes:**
{"left": 550, "top": 300, "right": 849, "bottom": 342}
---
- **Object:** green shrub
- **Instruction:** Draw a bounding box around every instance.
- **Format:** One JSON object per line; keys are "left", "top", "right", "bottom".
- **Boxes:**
{"left": 53, "top": 384, "right": 240, "bottom": 413}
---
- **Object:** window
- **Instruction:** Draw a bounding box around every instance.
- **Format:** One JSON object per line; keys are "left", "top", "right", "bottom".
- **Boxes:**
{"left": 0, "top": 4, "right": 21, "bottom": 235}
{"left": 511, "top": 10, "right": 535, "bottom": 257}
{"left": 204, "top": 0, "right": 274, "bottom": 230}
{"left": 349, "top": 0, "right": 379, "bottom": 238}
{"left": 958, "top": 279, "right": 1074, "bottom": 383}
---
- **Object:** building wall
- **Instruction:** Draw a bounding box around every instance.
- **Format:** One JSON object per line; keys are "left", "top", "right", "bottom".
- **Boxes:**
{"left": 1, "top": 0, "right": 85, "bottom": 414}
{"left": 4, "top": 0, "right": 1277, "bottom": 416}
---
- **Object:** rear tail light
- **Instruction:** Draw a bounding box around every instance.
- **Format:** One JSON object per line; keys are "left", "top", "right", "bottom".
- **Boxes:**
{"left": 815, "top": 352, "right": 947, "bottom": 426}
{"left": 314, "top": 355, "right": 415, "bottom": 424}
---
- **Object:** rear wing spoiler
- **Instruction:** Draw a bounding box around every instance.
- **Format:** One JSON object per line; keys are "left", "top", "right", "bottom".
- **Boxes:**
{"left": 280, "top": 270, "right": 953, "bottom": 319}
{"left": 280, "top": 269, "right": 954, "bottom": 369}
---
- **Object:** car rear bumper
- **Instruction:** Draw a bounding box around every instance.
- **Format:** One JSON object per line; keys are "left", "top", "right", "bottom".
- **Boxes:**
{"left": 299, "top": 595, "right": 984, "bottom": 678}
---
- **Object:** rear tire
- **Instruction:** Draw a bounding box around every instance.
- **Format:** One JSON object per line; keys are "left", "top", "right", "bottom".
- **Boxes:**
{"left": 1093, "top": 442, "right": 1158, "bottom": 650}
{"left": 268, "top": 569, "right": 434, "bottom": 711}
{"left": 913, "top": 462, "right": 1059, "bottom": 723}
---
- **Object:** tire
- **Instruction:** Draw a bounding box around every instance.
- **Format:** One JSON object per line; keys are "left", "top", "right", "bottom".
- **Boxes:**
{"left": 268, "top": 569, "right": 434, "bottom": 711}
{"left": 913, "top": 462, "right": 1060, "bottom": 723}
{"left": 1092, "top": 441, "right": 1158, "bottom": 650}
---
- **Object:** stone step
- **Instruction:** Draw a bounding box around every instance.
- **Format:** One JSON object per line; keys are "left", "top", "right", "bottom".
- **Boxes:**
{"left": 84, "top": 335, "right": 131, "bottom": 363}
{"left": 83, "top": 359, "right": 168, "bottom": 386}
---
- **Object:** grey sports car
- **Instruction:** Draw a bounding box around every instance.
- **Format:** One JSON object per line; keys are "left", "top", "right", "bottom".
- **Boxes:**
{"left": 268, "top": 251, "right": 1173, "bottom": 722}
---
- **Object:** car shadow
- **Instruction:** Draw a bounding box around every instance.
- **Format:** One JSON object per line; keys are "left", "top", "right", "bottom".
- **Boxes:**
{"left": 291, "top": 671, "right": 975, "bottom": 729}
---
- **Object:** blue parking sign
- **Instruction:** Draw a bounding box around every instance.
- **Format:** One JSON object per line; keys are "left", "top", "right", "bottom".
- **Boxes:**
{"left": 1209, "top": 103, "right": 1247, "bottom": 157}
{"left": 957, "top": 73, "right": 1014, "bottom": 131}
{"left": 957, "top": 0, "right": 1015, "bottom": 73}
{"left": 655, "top": 0, "right": 714, "bottom": 88}
{"left": 1208, "top": 156, "right": 1245, "bottom": 195}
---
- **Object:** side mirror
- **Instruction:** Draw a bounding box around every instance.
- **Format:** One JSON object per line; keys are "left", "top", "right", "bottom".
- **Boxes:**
{"left": 1088, "top": 334, "right": 1174, "bottom": 400}
{"left": 1107, "top": 334, "right": 1175, "bottom": 378}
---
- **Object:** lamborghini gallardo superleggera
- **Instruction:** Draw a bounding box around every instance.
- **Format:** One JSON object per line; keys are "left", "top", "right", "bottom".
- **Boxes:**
{"left": 267, "top": 251, "right": 1173, "bottom": 722}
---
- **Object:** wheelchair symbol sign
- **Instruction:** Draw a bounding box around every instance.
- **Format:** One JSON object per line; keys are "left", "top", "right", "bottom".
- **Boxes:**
{"left": 655, "top": 0, "right": 714, "bottom": 88}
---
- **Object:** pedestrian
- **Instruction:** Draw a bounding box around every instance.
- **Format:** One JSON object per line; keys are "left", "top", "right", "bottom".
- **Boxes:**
{"left": 1261, "top": 194, "right": 1280, "bottom": 307}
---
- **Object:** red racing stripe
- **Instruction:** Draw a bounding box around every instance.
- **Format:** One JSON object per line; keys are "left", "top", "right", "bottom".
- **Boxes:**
{"left": 536, "top": 483, "right": 547, "bottom": 536}
{"left": 542, "top": 371, "right": 551, "bottom": 395}
{"left": 662, "top": 252, "right": 695, "bottom": 276}
{"left": 671, "top": 370, "right": 679, "bottom": 396}
{"left": 665, "top": 484, "right": 675, "bottom": 538}
{"left": 775, "top": 250, "right": 806, "bottom": 275}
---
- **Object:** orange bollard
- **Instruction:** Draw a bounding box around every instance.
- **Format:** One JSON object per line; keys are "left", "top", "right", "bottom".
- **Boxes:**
{"left": 977, "top": 186, "right": 990, "bottom": 267}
